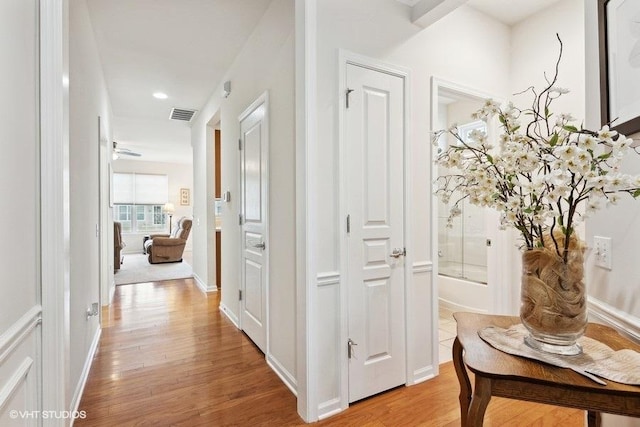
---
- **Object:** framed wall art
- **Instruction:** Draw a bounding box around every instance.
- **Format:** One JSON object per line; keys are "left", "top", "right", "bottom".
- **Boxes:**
{"left": 180, "top": 188, "right": 190, "bottom": 206}
{"left": 599, "top": 0, "right": 640, "bottom": 135}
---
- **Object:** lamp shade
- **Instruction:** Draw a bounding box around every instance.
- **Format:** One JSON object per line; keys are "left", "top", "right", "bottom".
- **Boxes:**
{"left": 163, "top": 202, "right": 175, "bottom": 215}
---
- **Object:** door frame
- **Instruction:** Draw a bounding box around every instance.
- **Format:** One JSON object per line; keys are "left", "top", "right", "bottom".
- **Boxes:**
{"left": 338, "top": 51, "right": 413, "bottom": 409}
{"left": 429, "top": 78, "right": 513, "bottom": 334}
{"left": 237, "top": 91, "right": 270, "bottom": 353}
{"left": 40, "top": 0, "right": 69, "bottom": 421}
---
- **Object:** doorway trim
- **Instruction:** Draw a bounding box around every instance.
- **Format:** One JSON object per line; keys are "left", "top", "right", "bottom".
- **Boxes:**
{"left": 429, "top": 77, "right": 513, "bottom": 353}
{"left": 40, "top": 0, "right": 69, "bottom": 421}
{"left": 338, "top": 50, "right": 413, "bottom": 411}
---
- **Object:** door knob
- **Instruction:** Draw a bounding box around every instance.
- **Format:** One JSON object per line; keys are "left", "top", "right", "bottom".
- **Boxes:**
{"left": 390, "top": 248, "right": 406, "bottom": 258}
{"left": 254, "top": 242, "right": 266, "bottom": 250}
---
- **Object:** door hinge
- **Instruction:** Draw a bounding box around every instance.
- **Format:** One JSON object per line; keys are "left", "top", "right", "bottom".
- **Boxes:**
{"left": 239, "top": 290, "right": 242, "bottom": 301}
{"left": 238, "top": 138, "right": 242, "bottom": 150}
{"left": 347, "top": 338, "right": 357, "bottom": 359}
{"left": 239, "top": 213, "right": 244, "bottom": 225}
{"left": 346, "top": 214, "right": 351, "bottom": 234}
{"left": 346, "top": 88, "right": 354, "bottom": 109}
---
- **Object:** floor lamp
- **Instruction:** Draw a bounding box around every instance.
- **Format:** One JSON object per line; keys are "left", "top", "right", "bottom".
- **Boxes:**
{"left": 163, "top": 202, "right": 175, "bottom": 231}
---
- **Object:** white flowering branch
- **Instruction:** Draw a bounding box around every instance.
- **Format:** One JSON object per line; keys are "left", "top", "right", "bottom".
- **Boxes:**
{"left": 435, "top": 35, "right": 640, "bottom": 257}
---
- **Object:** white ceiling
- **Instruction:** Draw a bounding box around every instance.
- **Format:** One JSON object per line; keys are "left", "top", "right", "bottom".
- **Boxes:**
{"left": 395, "top": 0, "right": 563, "bottom": 26}
{"left": 90, "top": 0, "right": 563, "bottom": 164}
{"left": 86, "top": 0, "right": 273, "bottom": 164}
{"left": 465, "top": 0, "right": 563, "bottom": 26}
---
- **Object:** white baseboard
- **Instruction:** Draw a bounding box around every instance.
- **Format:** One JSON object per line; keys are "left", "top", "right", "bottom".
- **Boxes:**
{"left": 439, "top": 297, "right": 487, "bottom": 314}
{"left": 317, "top": 398, "right": 343, "bottom": 420}
{"left": 588, "top": 297, "right": 640, "bottom": 342}
{"left": 266, "top": 353, "right": 297, "bottom": 396}
{"left": 192, "top": 272, "right": 217, "bottom": 293}
{"left": 70, "top": 326, "right": 101, "bottom": 424}
{"left": 410, "top": 365, "right": 436, "bottom": 385}
{"left": 219, "top": 302, "right": 239, "bottom": 328}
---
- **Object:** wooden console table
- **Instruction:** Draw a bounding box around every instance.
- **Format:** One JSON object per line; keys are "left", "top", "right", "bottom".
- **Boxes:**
{"left": 453, "top": 312, "right": 640, "bottom": 427}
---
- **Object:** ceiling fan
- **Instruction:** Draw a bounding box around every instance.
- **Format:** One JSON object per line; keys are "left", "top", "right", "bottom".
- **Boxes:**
{"left": 113, "top": 141, "right": 142, "bottom": 158}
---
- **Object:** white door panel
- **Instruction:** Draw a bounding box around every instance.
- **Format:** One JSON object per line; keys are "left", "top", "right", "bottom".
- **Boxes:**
{"left": 244, "top": 259, "right": 263, "bottom": 323}
{"left": 243, "top": 123, "right": 263, "bottom": 223}
{"left": 240, "top": 94, "right": 268, "bottom": 353}
{"left": 346, "top": 64, "right": 406, "bottom": 402}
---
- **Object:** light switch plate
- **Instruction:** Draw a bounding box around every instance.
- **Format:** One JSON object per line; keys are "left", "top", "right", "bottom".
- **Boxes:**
{"left": 593, "top": 236, "right": 612, "bottom": 270}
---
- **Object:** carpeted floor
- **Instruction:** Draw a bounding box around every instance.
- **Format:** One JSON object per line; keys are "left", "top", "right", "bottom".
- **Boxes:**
{"left": 114, "top": 253, "right": 193, "bottom": 285}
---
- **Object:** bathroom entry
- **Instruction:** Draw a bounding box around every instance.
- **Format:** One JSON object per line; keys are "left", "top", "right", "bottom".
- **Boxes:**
{"left": 432, "top": 79, "right": 508, "bottom": 314}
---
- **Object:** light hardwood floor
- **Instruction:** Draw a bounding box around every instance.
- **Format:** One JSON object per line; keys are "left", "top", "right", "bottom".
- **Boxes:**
{"left": 77, "top": 279, "right": 583, "bottom": 426}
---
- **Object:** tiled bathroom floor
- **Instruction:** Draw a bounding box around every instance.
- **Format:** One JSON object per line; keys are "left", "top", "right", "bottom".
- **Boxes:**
{"left": 438, "top": 304, "right": 457, "bottom": 364}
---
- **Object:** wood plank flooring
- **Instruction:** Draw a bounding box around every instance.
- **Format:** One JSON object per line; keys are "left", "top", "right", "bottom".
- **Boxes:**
{"left": 77, "top": 279, "right": 583, "bottom": 426}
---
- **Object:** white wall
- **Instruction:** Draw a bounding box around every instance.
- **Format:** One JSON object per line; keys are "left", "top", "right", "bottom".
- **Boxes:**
{"left": 508, "top": 0, "right": 586, "bottom": 312}
{"left": 585, "top": 1, "right": 640, "bottom": 320}
{"left": 191, "top": 0, "right": 296, "bottom": 387}
{"left": 313, "top": 0, "right": 511, "bottom": 417}
{"left": 69, "top": 0, "right": 112, "bottom": 412}
{"left": 585, "top": 2, "right": 640, "bottom": 425}
{"left": 511, "top": 0, "right": 586, "bottom": 120}
{"left": 112, "top": 159, "right": 193, "bottom": 254}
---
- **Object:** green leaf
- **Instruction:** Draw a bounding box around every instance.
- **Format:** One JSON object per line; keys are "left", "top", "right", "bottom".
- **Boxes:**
{"left": 486, "top": 154, "right": 494, "bottom": 164}
{"left": 499, "top": 115, "right": 506, "bottom": 125}
{"left": 545, "top": 107, "right": 550, "bottom": 118}
{"left": 634, "top": 189, "right": 640, "bottom": 198}
{"left": 549, "top": 133, "right": 558, "bottom": 146}
{"left": 563, "top": 125, "right": 578, "bottom": 132}
{"left": 598, "top": 152, "right": 612, "bottom": 160}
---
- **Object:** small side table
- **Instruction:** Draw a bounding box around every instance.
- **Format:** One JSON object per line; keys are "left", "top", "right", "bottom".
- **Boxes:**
{"left": 142, "top": 235, "right": 150, "bottom": 254}
{"left": 453, "top": 312, "right": 640, "bottom": 427}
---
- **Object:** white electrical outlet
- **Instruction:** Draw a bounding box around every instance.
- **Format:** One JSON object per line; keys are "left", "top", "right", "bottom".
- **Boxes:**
{"left": 593, "top": 236, "right": 612, "bottom": 270}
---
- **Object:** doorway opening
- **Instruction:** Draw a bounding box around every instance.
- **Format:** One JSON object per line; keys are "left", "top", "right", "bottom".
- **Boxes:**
{"left": 431, "top": 78, "right": 512, "bottom": 364}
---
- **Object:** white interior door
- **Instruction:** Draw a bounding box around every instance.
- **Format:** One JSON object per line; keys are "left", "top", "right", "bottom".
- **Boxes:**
{"left": 239, "top": 94, "right": 269, "bottom": 353}
{"left": 346, "top": 63, "right": 406, "bottom": 402}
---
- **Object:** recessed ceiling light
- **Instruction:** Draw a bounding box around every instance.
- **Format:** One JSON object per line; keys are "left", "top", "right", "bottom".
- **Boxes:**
{"left": 153, "top": 92, "right": 168, "bottom": 99}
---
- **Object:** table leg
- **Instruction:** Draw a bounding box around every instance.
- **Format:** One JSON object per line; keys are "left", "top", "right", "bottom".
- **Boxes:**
{"left": 453, "top": 337, "right": 471, "bottom": 426}
{"left": 587, "top": 411, "right": 601, "bottom": 427}
{"left": 467, "top": 376, "right": 492, "bottom": 427}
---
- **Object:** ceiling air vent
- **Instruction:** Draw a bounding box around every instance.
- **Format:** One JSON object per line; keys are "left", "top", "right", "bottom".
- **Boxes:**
{"left": 169, "top": 108, "right": 197, "bottom": 122}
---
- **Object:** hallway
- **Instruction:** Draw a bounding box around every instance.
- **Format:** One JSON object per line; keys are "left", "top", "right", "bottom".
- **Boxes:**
{"left": 77, "top": 280, "right": 302, "bottom": 426}
{"left": 77, "top": 280, "right": 583, "bottom": 426}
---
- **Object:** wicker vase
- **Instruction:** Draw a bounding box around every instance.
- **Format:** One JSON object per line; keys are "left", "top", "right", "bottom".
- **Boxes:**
{"left": 520, "top": 233, "right": 587, "bottom": 355}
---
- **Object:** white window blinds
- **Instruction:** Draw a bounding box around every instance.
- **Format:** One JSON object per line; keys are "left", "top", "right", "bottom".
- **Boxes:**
{"left": 113, "top": 173, "right": 168, "bottom": 204}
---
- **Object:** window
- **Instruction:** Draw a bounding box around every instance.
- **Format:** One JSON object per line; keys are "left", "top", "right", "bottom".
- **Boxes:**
{"left": 116, "top": 205, "right": 133, "bottom": 232}
{"left": 115, "top": 204, "right": 166, "bottom": 232}
{"left": 113, "top": 173, "right": 169, "bottom": 233}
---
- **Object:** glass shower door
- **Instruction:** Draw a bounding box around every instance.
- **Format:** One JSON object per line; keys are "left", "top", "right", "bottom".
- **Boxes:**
{"left": 437, "top": 120, "right": 488, "bottom": 284}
